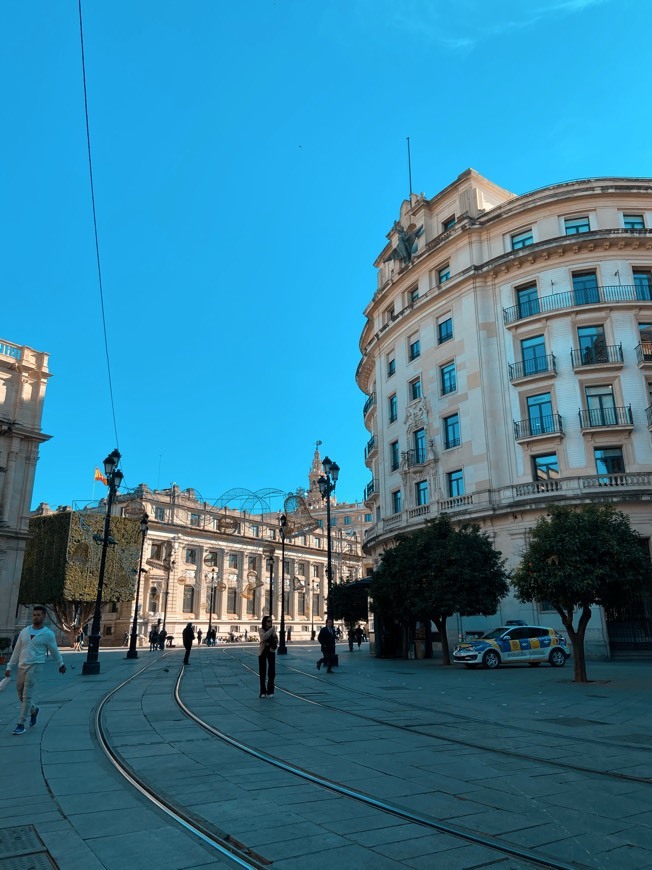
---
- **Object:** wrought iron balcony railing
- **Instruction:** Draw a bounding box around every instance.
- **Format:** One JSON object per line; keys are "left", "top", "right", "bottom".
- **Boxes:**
{"left": 503, "top": 284, "right": 652, "bottom": 325}
{"left": 578, "top": 405, "right": 633, "bottom": 428}
{"left": 514, "top": 414, "right": 564, "bottom": 439}
{"left": 571, "top": 344, "right": 623, "bottom": 368}
{"left": 636, "top": 342, "right": 652, "bottom": 364}
{"left": 364, "top": 478, "right": 377, "bottom": 500}
{"left": 364, "top": 435, "right": 376, "bottom": 459}
{"left": 402, "top": 448, "right": 428, "bottom": 467}
{"left": 508, "top": 354, "right": 556, "bottom": 381}
{"left": 363, "top": 393, "right": 376, "bottom": 416}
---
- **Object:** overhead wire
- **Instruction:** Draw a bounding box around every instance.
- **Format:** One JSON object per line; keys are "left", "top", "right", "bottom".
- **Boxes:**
{"left": 77, "top": 0, "right": 119, "bottom": 449}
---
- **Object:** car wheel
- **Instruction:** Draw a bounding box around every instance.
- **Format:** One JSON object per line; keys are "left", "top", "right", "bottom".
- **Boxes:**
{"left": 549, "top": 648, "right": 567, "bottom": 667}
{"left": 528, "top": 662, "right": 541, "bottom": 667}
{"left": 464, "top": 664, "right": 478, "bottom": 669}
{"left": 482, "top": 650, "right": 500, "bottom": 669}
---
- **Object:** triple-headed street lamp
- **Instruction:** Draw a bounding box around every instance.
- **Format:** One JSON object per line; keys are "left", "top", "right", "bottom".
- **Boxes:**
{"left": 265, "top": 547, "right": 275, "bottom": 618}
{"left": 278, "top": 514, "right": 288, "bottom": 655}
{"left": 82, "top": 449, "right": 124, "bottom": 676}
{"left": 318, "top": 455, "right": 339, "bottom": 621}
{"left": 206, "top": 568, "right": 219, "bottom": 639}
{"left": 126, "top": 513, "right": 149, "bottom": 660}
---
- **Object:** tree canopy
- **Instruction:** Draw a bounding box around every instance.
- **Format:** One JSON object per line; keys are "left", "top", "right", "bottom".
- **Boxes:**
{"left": 371, "top": 515, "right": 509, "bottom": 662}
{"left": 512, "top": 503, "right": 652, "bottom": 682}
{"left": 328, "top": 580, "right": 369, "bottom": 628}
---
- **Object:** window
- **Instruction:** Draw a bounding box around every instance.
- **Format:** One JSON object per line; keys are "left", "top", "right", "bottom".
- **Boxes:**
{"left": 448, "top": 470, "right": 464, "bottom": 497}
{"left": 533, "top": 453, "right": 559, "bottom": 482}
{"left": 415, "top": 480, "right": 429, "bottom": 505}
{"left": 564, "top": 216, "right": 590, "bottom": 235}
{"left": 387, "top": 355, "right": 396, "bottom": 377}
{"left": 182, "top": 586, "right": 195, "bottom": 613}
{"left": 414, "top": 428, "right": 427, "bottom": 463}
{"left": 511, "top": 228, "right": 533, "bottom": 250}
{"left": 248, "top": 556, "right": 257, "bottom": 571}
{"left": 189, "top": 512, "right": 201, "bottom": 527}
{"left": 297, "top": 561, "right": 305, "bottom": 576}
{"left": 586, "top": 384, "right": 616, "bottom": 426}
{"left": 444, "top": 413, "right": 460, "bottom": 449}
{"left": 312, "top": 564, "right": 320, "bottom": 577}
{"left": 624, "top": 214, "right": 645, "bottom": 230}
{"left": 641, "top": 322, "right": 652, "bottom": 342}
{"left": 312, "top": 592, "right": 320, "bottom": 619}
{"left": 410, "top": 287, "right": 419, "bottom": 304}
{"left": 390, "top": 440, "right": 400, "bottom": 470}
{"left": 384, "top": 304, "right": 395, "bottom": 323}
{"left": 185, "top": 548, "right": 197, "bottom": 564}
{"left": 516, "top": 283, "right": 539, "bottom": 318}
{"left": 572, "top": 271, "right": 599, "bottom": 305}
{"left": 440, "top": 362, "right": 457, "bottom": 395}
{"left": 228, "top": 553, "right": 239, "bottom": 569}
{"left": 153, "top": 506, "right": 165, "bottom": 521}
{"left": 442, "top": 215, "right": 456, "bottom": 231}
{"left": 391, "top": 490, "right": 402, "bottom": 514}
{"left": 577, "top": 325, "right": 607, "bottom": 364}
{"left": 344, "top": 515, "right": 351, "bottom": 525}
{"left": 297, "top": 592, "right": 306, "bottom": 616}
{"left": 594, "top": 447, "right": 625, "bottom": 477}
{"left": 227, "top": 587, "right": 237, "bottom": 612}
{"left": 438, "top": 316, "right": 453, "bottom": 343}
{"left": 250, "top": 524, "right": 260, "bottom": 537}
{"left": 633, "top": 270, "right": 652, "bottom": 301}
{"left": 409, "top": 377, "right": 422, "bottom": 401}
{"left": 364, "top": 513, "right": 372, "bottom": 522}
{"left": 388, "top": 394, "right": 398, "bottom": 423}
{"left": 150, "top": 542, "right": 164, "bottom": 560}
{"left": 438, "top": 264, "right": 451, "bottom": 284}
{"left": 246, "top": 591, "right": 255, "bottom": 615}
{"left": 527, "top": 393, "right": 554, "bottom": 435}
{"left": 205, "top": 550, "right": 218, "bottom": 567}
{"left": 408, "top": 334, "right": 421, "bottom": 360}
{"left": 520, "top": 335, "right": 547, "bottom": 375}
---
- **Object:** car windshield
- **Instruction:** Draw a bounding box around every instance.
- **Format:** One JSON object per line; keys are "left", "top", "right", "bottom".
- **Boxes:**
{"left": 481, "top": 627, "right": 509, "bottom": 639}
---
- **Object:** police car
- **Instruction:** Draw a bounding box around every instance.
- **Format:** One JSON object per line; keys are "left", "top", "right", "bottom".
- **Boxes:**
{"left": 452, "top": 625, "right": 569, "bottom": 669}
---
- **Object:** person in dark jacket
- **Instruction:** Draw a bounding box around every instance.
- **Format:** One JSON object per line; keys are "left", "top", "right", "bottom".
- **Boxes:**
{"left": 196, "top": 628, "right": 203, "bottom": 646}
{"left": 158, "top": 627, "right": 167, "bottom": 650}
{"left": 182, "top": 623, "right": 195, "bottom": 665}
{"left": 317, "top": 618, "right": 337, "bottom": 673}
{"left": 258, "top": 616, "right": 278, "bottom": 697}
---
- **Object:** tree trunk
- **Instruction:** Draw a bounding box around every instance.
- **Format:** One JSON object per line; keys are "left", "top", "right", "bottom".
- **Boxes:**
{"left": 434, "top": 616, "right": 451, "bottom": 665}
{"left": 424, "top": 619, "right": 433, "bottom": 659}
{"left": 557, "top": 604, "right": 592, "bottom": 683}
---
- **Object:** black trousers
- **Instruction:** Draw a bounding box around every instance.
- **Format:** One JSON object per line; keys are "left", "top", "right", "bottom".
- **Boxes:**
{"left": 258, "top": 649, "right": 275, "bottom": 694}
{"left": 183, "top": 645, "right": 192, "bottom": 664}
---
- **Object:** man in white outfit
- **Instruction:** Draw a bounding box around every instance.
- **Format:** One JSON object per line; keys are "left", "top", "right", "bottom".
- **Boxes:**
{"left": 5, "top": 605, "right": 66, "bottom": 735}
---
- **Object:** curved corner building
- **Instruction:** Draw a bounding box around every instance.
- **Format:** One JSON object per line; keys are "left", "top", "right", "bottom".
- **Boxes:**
{"left": 357, "top": 169, "right": 652, "bottom": 658}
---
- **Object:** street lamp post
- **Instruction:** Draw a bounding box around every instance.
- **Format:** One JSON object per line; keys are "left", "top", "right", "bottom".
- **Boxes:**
{"left": 82, "top": 449, "right": 124, "bottom": 676}
{"left": 278, "top": 514, "right": 288, "bottom": 654}
{"left": 207, "top": 568, "right": 217, "bottom": 639}
{"left": 163, "top": 544, "right": 175, "bottom": 633}
{"left": 126, "top": 513, "right": 149, "bottom": 660}
{"left": 318, "top": 455, "right": 339, "bottom": 621}
{"left": 265, "top": 548, "right": 275, "bottom": 618}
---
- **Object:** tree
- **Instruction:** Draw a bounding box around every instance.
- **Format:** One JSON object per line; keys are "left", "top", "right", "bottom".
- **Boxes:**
{"left": 512, "top": 504, "right": 652, "bottom": 683}
{"left": 328, "top": 580, "right": 369, "bottom": 635}
{"left": 371, "top": 515, "right": 509, "bottom": 663}
{"left": 20, "top": 510, "right": 141, "bottom": 644}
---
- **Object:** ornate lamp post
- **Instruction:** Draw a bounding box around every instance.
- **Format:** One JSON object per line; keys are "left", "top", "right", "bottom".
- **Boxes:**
{"left": 162, "top": 541, "right": 176, "bottom": 634}
{"left": 318, "top": 455, "right": 339, "bottom": 621}
{"left": 82, "top": 449, "right": 124, "bottom": 676}
{"left": 278, "top": 514, "right": 288, "bottom": 654}
{"left": 265, "top": 547, "right": 275, "bottom": 618}
{"left": 126, "top": 513, "right": 149, "bottom": 660}
{"left": 207, "top": 568, "right": 217, "bottom": 638}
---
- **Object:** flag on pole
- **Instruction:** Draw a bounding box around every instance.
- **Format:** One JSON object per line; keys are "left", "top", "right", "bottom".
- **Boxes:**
{"left": 94, "top": 467, "right": 108, "bottom": 485}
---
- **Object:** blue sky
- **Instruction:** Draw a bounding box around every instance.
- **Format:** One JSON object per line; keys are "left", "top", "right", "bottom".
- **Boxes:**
{"left": 2, "top": 0, "right": 650, "bottom": 510}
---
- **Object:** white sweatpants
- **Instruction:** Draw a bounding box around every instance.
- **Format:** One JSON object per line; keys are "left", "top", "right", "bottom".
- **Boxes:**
{"left": 15, "top": 664, "right": 42, "bottom": 725}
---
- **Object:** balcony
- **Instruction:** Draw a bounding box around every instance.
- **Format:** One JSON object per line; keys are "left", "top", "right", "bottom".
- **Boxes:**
{"left": 364, "top": 435, "right": 377, "bottom": 460}
{"left": 503, "top": 284, "right": 652, "bottom": 326}
{"left": 508, "top": 354, "right": 556, "bottom": 382}
{"left": 636, "top": 342, "right": 652, "bottom": 365}
{"left": 647, "top": 406, "right": 652, "bottom": 428}
{"left": 440, "top": 494, "right": 473, "bottom": 511}
{"left": 578, "top": 406, "right": 633, "bottom": 429}
{"left": 363, "top": 393, "right": 376, "bottom": 418}
{"left": 571, "top": 344, "right": 623, "bottom": 369}
{"left": 402, "top": 448, "right": 428, "bottom": 468}
{"left": 364, "top": 478, "right": 377, "bottom": 500}
{"left": 514, "top": 414, "right": 564, "bottom": 440}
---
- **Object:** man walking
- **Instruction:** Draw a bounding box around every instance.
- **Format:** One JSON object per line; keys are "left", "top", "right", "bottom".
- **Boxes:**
{"left": 317, "top": 618, "right": 337, "bottom": 673}
{"left": 196, "top": 628, "right": 203, "bottom": 646}
{"left": 182, "top": 622, "right": 195, "bottom": 665}
{"left": 4, "top": 605, "right": 66, "bottom": 735}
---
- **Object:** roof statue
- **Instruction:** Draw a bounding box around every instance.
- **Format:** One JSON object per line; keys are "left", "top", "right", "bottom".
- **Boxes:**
{"left": 384, "top": 222, "right": 424, "bottom": 265}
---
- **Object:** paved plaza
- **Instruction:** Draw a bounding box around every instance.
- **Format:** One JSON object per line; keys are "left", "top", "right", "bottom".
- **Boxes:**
{"left": 1, "top": 641, "right": 651, "bottom": 869}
